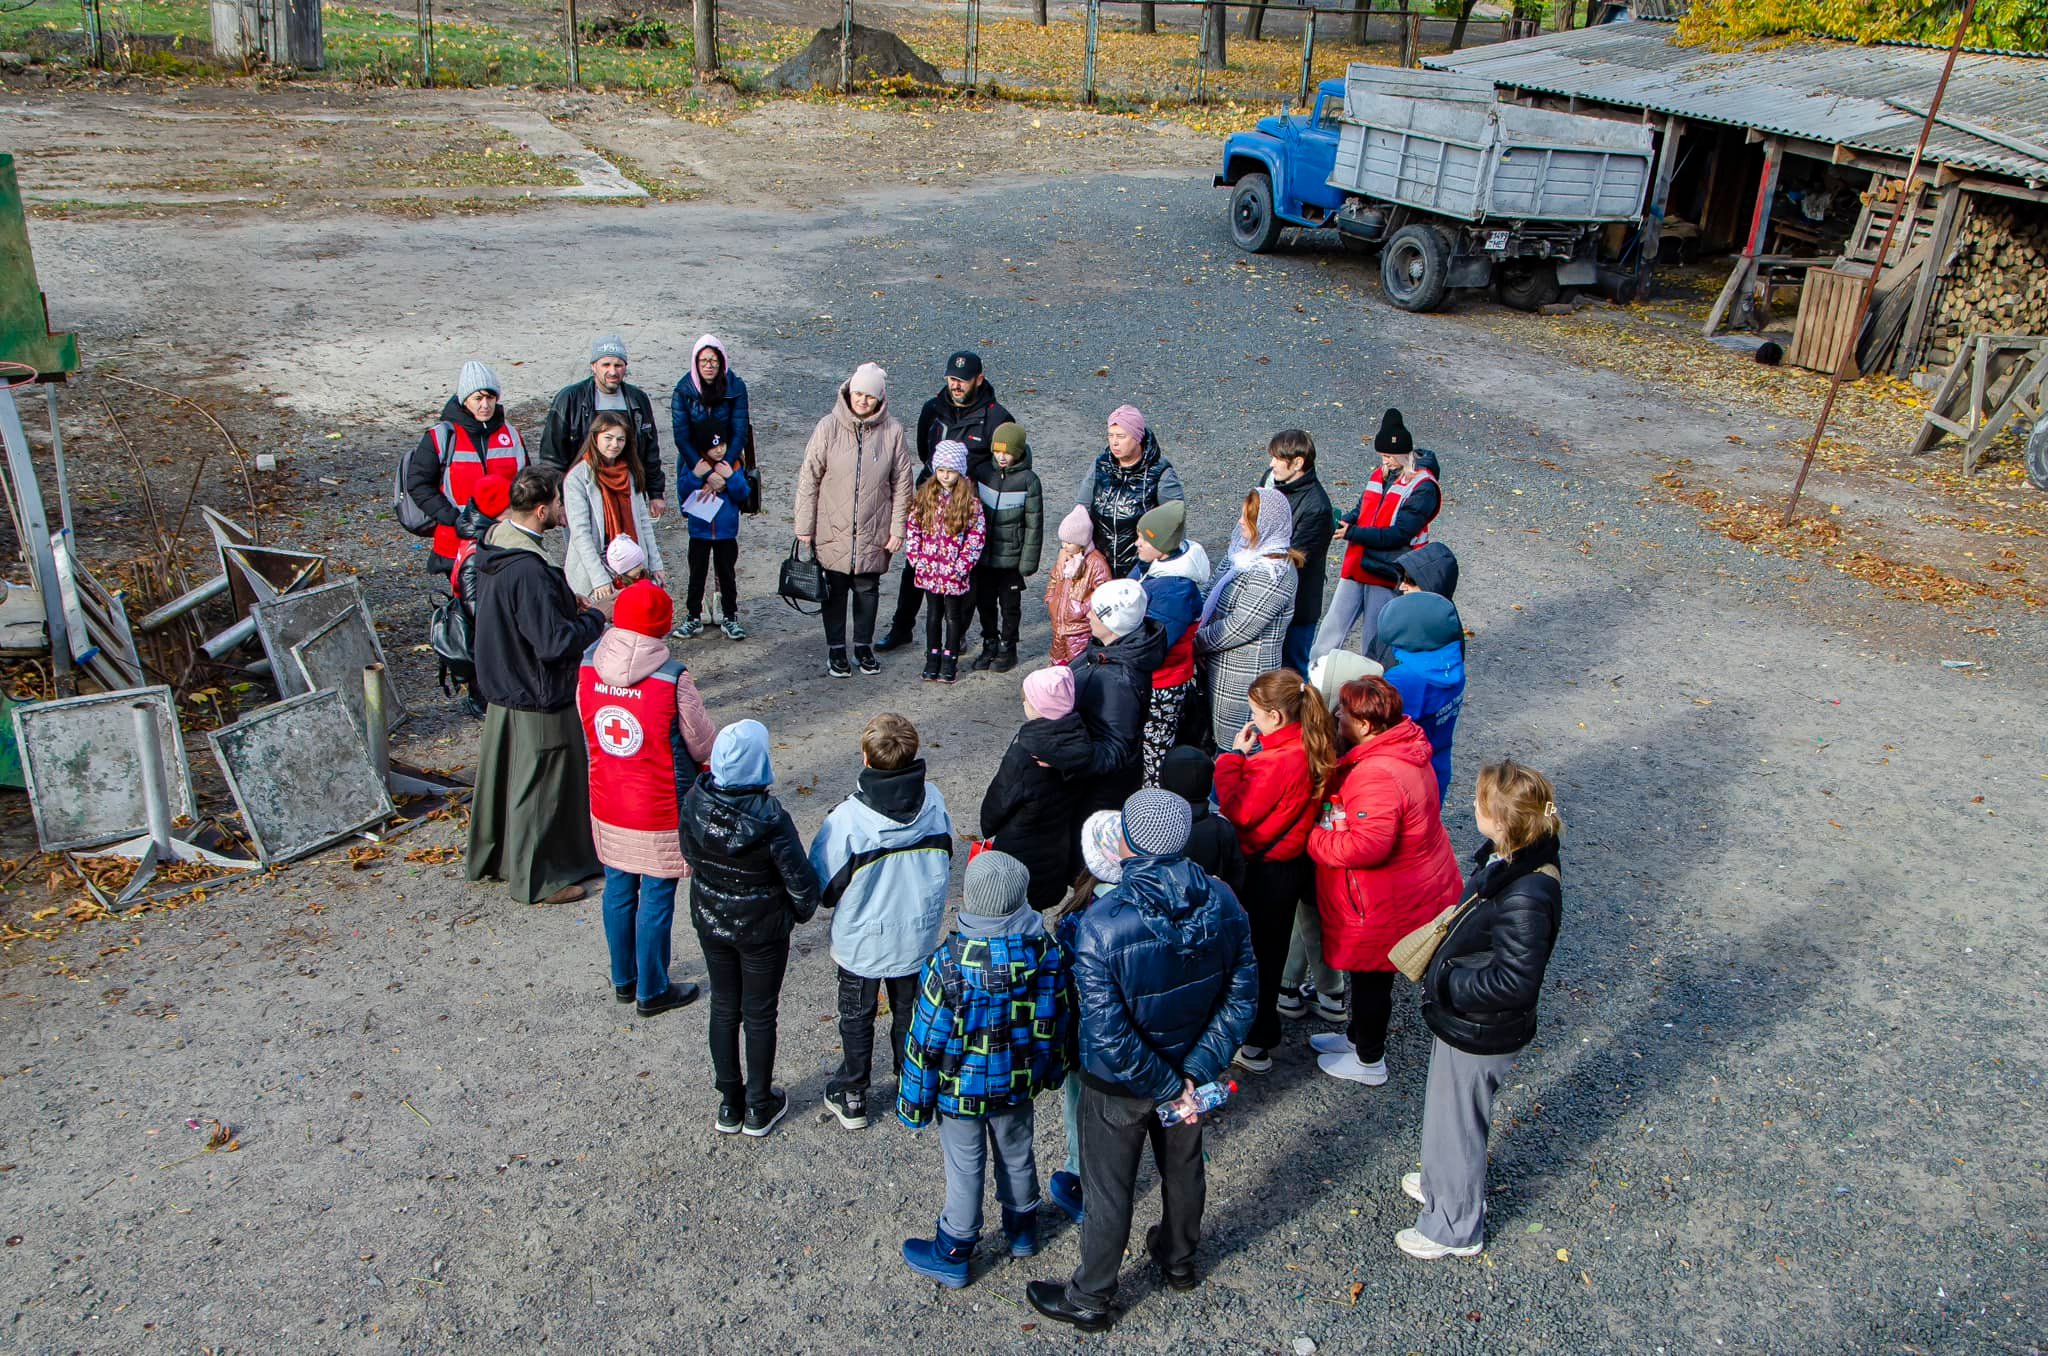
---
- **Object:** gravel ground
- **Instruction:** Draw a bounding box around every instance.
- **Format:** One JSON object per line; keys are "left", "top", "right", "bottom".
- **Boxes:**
{"left": 3, "top": 171, "right": 2043, "bottom": 1354}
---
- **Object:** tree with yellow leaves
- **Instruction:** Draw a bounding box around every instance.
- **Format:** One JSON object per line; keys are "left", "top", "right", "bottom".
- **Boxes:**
{"left": 1677, "top": 0, "right": 2045, "bottom": 52}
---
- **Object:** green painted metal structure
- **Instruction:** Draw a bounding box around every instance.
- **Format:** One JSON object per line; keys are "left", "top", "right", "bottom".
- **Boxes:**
{"left": 0, "top": 153, "right": 80, "bottom": 380}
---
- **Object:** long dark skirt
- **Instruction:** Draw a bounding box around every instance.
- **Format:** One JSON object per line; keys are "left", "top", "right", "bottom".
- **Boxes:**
{"left": 465, "top": 703, "right": 599, "bottom": 903}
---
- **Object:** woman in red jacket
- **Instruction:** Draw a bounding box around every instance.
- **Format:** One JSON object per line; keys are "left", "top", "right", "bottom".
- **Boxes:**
{"left": 1214, "top": 668, "right": 1337, "bottom": 1073}
{"left": 1306, "top": 675, "right": 1462, "bottom": 1086}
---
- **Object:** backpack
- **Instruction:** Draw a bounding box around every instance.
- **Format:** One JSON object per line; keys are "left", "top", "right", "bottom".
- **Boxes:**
{"left": 428, "top": 590, "right": 476, "bottom": 695}
{"left": 394, "top": 421, "right": 455, "bottom": 537}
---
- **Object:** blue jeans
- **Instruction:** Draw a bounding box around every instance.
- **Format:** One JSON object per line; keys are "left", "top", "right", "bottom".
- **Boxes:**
{"left": 1282, "top": 618, "right": 1318, "bottom": 676}
{"left": 601, "top": 868, "right": 679, "bottom": 1002}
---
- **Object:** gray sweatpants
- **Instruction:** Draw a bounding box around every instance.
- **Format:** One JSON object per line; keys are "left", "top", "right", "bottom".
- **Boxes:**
{"left": 1415, "top": 1037, "right": 1516, "bottom": 1249}
{"left": 938, "top": 1106, "right": 1039, "bottom": 1241}
{"left": 1280, "top": 895, "right": 1345, "bottom": 997}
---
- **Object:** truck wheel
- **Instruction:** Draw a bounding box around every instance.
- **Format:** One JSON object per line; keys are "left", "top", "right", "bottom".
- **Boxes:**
{"left": 2026, "top": 418, "right": 2048, "bottom": 492}
{"left": 1230, "top": 173, "right": 1283, "bottom": 254}
{"left": 1381, "top": 224, "right": 1451, "bottom": 312}
{"left": 1496, "top": 261, "right": 1561, "bottom": 312}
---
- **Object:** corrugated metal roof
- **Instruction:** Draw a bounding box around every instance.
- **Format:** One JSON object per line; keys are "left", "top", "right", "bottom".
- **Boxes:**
{"left": 1425, "top": 20, "right": 2048, "bottom": 185}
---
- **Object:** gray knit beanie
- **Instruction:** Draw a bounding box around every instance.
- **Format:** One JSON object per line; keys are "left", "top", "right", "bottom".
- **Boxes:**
{"left": 1121, "top": 788, "right": 1192, "bottom": 858}
{"left": 591, "top": 334, "right": 628, "bottom": 363}
{"left": 457, "top": 360, "right": 500, "bottom": 402}
{"left": 961, "top": 849, "right": 1031, "bottom": 918}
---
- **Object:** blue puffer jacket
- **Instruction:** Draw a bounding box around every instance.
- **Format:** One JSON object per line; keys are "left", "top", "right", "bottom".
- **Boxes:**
{"left": 675, "top": 459, "right": 751, "bottom": 541}
{"left": 1071, "top": 855, "right": 1256, "bottom": 1103}
{"left": 670, "top": 354, "right": 751, "bottom": 463}
{"left": 1373, "top": 591, "right": 1466, "bottom": 803}
{"left": 898, "top": 911, "right": 1072, "bottom": 1127}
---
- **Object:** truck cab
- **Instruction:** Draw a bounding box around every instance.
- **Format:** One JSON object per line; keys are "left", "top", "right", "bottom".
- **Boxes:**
{"left": 1214, "top": 78, "right": 1349, "bottom": 252}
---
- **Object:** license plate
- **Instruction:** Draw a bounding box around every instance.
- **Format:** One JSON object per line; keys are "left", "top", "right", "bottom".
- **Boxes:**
{"left": 1486, "top": 230, "right": 1510, "bottom": 251}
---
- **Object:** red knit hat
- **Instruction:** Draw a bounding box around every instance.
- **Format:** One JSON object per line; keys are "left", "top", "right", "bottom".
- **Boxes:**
{"left": 612, "top": 580, "right": 674, "bottom": 639}
{"left": 470, "top": 473, "right": 513, "bottom": 519}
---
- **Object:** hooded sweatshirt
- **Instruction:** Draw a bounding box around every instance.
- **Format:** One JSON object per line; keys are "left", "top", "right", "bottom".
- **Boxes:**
{"left": 810, "top": 760, "right": 955, "bottom": 978}
{"left": 916, "top": 379, "right": 1015, "bottom": 471}
{"left": 579, "top": 628, "right": 717, "bottom": 878}
{"left": 1393, "top": 541, "right": 1459, "bottom": 599}
{"left": 1372, "top": 592, "right": 1466, "bottom": 802}
{"left": 1159, "top": 746, "right": 1245, "bottom": 893}
{"left": 472, "top": 520, "right": 605, "bottom": 712}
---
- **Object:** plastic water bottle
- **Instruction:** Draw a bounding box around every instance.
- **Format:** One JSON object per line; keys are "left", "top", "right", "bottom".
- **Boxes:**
{"left": 1157, "top": 1079, "right": 1237, "bottom": 1126}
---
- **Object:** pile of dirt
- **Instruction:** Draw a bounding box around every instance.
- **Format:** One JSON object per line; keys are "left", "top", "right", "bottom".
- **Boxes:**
{"left": 760, "top": 23, "right": 944, "bottom": 91}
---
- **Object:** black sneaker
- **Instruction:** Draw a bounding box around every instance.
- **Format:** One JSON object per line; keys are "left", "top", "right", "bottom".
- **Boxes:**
{"left": 824, "top": 1086, "right": 869, "bottom": 1129}
{"left": 743, "top": 1087, "right": 789, "bottom": 1138}
{"left": 938, "top": 654, "right": 959, "bottom": 684}
{"left": 715, "top": 1095, "right": 744, "bottom": 1135}
{"left": 613, "top": 984, "right": 635, "bottom": 1004}
{"left": 920, "top": 650, "right": 942, "bottom": 682}
{"left": 854, "top": 647, "right": 881, "bottom": 675}
{"left": 635, "top": 982, "right": 700, "bottom": 1018}
{"left": 827, "top": 650, "right": 853, "bottom": 679}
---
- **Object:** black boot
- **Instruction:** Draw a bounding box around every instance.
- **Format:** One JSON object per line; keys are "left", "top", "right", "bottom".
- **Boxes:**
{"left": 938, "top": 652, "right": 959, "bottom": 684}
{"left": 992, "top": 641, "right": 1018, "bottom": 673}
{"left": 921, "top": 649, "right": 942, "bottom": 681}
{"left": 970, "top": 640, "right": 1000, "bottom": 672}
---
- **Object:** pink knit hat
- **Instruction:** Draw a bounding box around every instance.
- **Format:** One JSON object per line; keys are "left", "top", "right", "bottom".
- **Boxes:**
{"left": 1107, "top": 405, "right": 1147, "bottom": 442}
{"left": 1021, "top": 666, "right": 1076, "bottom": 721}
{"left": 1058, "top": 504, "right": 1093, "bottom": 547}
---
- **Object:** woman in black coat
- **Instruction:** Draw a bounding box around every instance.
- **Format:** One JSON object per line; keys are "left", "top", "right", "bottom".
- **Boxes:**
{"left": 1400, "top": 759, "right": 1564, "bottom": 1262}
{"left": 679, "top": 719, "right": 821, "bottom": 1137}
{"left": 980, "top": 668, "right": 1095, "bottom": 909}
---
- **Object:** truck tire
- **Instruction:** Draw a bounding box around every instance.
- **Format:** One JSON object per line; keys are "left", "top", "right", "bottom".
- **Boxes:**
{"left": 1230, "top": 172, "right": 1284, "bottom": 254}
{"left": 2027, "top": 418, "right": 2048, "bottom": 492}
{"left": 1496, "top": 261, "right": 1561, "bottom": 312}
{"left": 1381, "top": 224, "right": 1451, "bottom": 312}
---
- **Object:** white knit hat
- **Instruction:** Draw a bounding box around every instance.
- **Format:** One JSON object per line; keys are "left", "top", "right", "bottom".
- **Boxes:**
{"left": 606, "top": 536, "right": 647, "bottom": 576}
{"left": 848, "top": 363, "right": 888, "bottom": 401}
{"left": 1090, "top": 578, "right": 1147, "bottom": 638}
{"left": 457, "top": 360, "right": 500, "bottom": 401}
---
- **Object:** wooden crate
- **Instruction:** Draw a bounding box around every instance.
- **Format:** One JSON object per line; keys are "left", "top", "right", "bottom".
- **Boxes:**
{"left": 1789, "top": 267, "right": 1866, "bottom": 376}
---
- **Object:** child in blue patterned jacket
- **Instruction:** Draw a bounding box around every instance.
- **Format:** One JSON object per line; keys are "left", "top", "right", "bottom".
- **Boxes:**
{"left": 897, "top": 849, "right": 1072, "bottom": 1288}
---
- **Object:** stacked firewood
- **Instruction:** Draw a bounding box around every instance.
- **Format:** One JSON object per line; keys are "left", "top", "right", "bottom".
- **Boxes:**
{"left": 1928, "top": 201, "right": 2048, "bottom": 365}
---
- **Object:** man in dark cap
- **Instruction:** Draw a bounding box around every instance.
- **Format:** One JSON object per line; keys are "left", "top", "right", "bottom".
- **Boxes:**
{"left": 877, "top": 351, "right": 1017, "bottom": 651}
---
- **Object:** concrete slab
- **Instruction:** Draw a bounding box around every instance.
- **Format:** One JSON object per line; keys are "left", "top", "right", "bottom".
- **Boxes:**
{"left": 11, "top": 685, "right": 195, "bottom": 851}
{"left": 206, "top": 688, "right": 393, "bottom": 864}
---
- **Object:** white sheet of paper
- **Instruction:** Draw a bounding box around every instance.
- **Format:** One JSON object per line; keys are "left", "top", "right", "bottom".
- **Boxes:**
{"left": 683, "top": 490, "right": 723, "bottom": 524}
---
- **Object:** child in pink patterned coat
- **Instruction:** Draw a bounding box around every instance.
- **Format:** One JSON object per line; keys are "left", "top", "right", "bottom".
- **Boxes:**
{"left": 905, "top": 440, "right": 987, "bottom": 685}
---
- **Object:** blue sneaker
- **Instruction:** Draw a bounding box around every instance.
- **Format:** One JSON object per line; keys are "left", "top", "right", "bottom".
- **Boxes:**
{"left": 902, "top": 1219, "right": 973, "bottom": 1288}
{"left": 1048, "top": 1170, "right": 1084, "bottom": 1224}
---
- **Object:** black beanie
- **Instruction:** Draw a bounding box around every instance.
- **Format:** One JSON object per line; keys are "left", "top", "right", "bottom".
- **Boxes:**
{"left": 1375, "top": 409, "right": 1413, "bottom": 457}
{"left": 1158, "top": 746, "right": 1214, "bottom": 805}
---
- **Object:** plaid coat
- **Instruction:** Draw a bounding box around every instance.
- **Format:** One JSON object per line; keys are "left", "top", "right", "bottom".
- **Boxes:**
{"left": 1195, "top": 561, "right": 1297, "bottom": 749}
{"left": 897, "top": 930, "right": 1073, "bottom": 1126}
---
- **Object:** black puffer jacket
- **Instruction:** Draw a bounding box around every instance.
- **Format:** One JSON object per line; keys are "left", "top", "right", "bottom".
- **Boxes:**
{"left": 1070, "top": 618, "right": 1169, "bottom": 811}
{"left": 470, "top": 525, "right": 605, "bottom": 713}
{"left": 1421, "top": 836, "right": 1562, "bottom": 1056}
{"left": 980, "top": 712, "right": 1095, "bottom": 909}
{"left": 916, "top": 380, "right": 1014, "bottom": 471}
{"left": 680, "top": 775, "right": 821, "bottom": 947}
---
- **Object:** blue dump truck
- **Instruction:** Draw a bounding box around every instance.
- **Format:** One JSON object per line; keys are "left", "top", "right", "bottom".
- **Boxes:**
{"left": 1217, "top": 64, "right": 1654, "bottom": 312}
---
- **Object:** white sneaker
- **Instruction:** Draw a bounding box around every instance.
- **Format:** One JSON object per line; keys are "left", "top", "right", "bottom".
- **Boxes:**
{"left": 1317, "top": 1051, "right": 1388, "bottom": 1086}
{"left": 1401, "top": 1171, "right": 1425, "bottom": 1205}
{"left": 1308, "top": 1032, "right": 1354, "bottom": 1056}
{"left": 1232, "top": 1044, "right": 1273, "bottom": 1073}
{"left": 1396, "top": 1227, "right": 1480, "bottom": 1259}
{"left": 1315, "top": 992, "right": 1348, "bottom": 1022}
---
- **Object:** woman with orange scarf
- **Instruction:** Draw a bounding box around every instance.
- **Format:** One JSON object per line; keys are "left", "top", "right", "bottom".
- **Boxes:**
{"left": 563, "top": 411, "right": 667, "bottom": 604}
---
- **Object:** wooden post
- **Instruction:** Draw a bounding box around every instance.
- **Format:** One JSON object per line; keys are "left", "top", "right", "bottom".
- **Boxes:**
{"left": 693, "top": 0, "right": 720, "bottom": 74}
{"left": 565, "top": 0, "right": 580, "bottom": 86}
{"left": 1083, "top": 0, "right": 1098, "bottom": 103}
{"left": 1297, "top": 5, "right": 1316, "bottom": 107}
{"left": 840, "top": 0, "right": 853, "bottom": 92}
{"left": 1032, "top": 0, "right": 1045, "bottom": 26}
{"left": 1397, "top": 1, "right": 1414, "bottom": 68}
{"left": 1139, "top": 3, "right": 1155, "bottom": 35}
{"left": 1636, "top": 114, "right": 1685, "bottom": 298}
{"left": 964, "top": 0, "right": 979, "bottom": 88}
{"left": 1704, "top": 137, "right": 1781, "bottom": 337}
{"left": 282, "top": 0, "right": 322, "bottom": 69}
{"left": 1892, "top": 182, "right": 1963, "bottom": 378}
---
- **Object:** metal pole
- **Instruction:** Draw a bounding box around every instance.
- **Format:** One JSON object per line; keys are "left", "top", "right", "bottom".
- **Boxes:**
{"left": 1297, "top": 6, "right": 1315, "bottom": 108}
{"left": 43, "top": 383, "right": 72, "bottom": 538}
{"left": 964, "top": 0, "right": 979, "bottom": 89}
{"left": 132, "top": 702, "right": 176, "bottom": 857}
{"left": 1785, "top": 0, "right": 1975, "bottom": 523}
{"left": 840, "top": 0, "right": 853, "bottom": 92}
{"left": 79, "top": 0, "right": 104, "bottom": 67}
{"left": 200, "top": 613, "right": 257, "bottom": 659}
{"left": 363, "top": 663, "right": 390, "bottom": 786}
{"left": 1083, "top": 0, "right": 1098, "bottom": 104}
{"left": 0, "top": 387, "right": 70, "bottom": 695}
{"left": 417, "top": 0, "right": 435, "bottom": 85}
{"left": 138, "top": 574, "right": 231, "bottom": 633}
{"left": 565, "top": 0, "right": 580, "bottom": 86}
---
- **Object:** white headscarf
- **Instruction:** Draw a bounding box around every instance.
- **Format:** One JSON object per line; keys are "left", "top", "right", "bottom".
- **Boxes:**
{"left": 1198, "top": 486, "right": 1293, "bottom": 627}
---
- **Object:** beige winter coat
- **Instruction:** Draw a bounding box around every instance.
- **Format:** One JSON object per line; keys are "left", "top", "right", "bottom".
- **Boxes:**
{"left": 792, "top": 384, "right": 915, "bottom": 577}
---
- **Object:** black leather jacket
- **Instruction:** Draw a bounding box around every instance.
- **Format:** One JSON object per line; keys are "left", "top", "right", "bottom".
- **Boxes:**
{"left": 680, "top": 776, "right": 821, "bottom": 947}
{"left": 1420, "top": 836, "right": 1562, "bottom": 1056}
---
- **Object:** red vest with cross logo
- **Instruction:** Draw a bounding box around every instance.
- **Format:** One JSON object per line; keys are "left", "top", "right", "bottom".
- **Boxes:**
{"left": 576, "top": 648, "right": 687, "bottom": 834}
{"left": 432, "top": 422, "right": 528, "bottom": 561}
{"left": 1339, "top": 466, "right": 1436, "bottom": 586}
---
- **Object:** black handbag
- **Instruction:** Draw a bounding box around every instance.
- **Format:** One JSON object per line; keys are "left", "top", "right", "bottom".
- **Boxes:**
{"left": 777, "top": 538, "right": 826, "bottom": 614}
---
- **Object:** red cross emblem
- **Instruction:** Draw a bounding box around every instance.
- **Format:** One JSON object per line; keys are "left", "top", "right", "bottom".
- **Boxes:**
{"left": 593, "top": 704, "right": 643, "bottom": 757}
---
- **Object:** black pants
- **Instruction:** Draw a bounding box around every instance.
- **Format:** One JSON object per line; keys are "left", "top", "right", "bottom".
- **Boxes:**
{"left": 924, "top": 590, "right": 974, "bottom": 655}
{"left": 700, "top": 933, "right": 789, "bottom": 1115}
{"left": 1068, "top": 1081, "right": 1205, "bottom": 1312}
{"left": 1243, "top": 855, "right": 1310, "bottom": 1051}
{"left": 686, "top": 537, "right": 739, "bottom": 620}
{"left": 827, "top": 965, "right": 918, "bottom": 1095}
{"left": 972, "top": 564, "right": 1025, "bottom": 647}
{"left": 821, "top": 569, "right": 880, "bottom": 653}
{"left": 886, "top": 562, "right": 924, "bottom": 639}
{"left": 1346, "top": 969, "right": 1398, "bottom": 1063}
